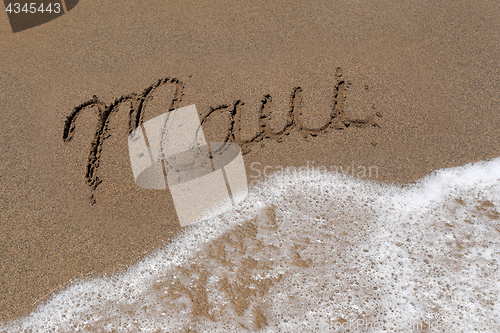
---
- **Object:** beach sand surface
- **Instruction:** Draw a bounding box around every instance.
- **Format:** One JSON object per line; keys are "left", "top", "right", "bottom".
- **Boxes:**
{"left": 1, "top": 0, "right": 499, "bottom": 322}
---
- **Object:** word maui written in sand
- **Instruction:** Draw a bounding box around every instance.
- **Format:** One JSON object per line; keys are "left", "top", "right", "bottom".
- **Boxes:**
{"left": 62, "top": 68, "right": 382, "bottom": 203}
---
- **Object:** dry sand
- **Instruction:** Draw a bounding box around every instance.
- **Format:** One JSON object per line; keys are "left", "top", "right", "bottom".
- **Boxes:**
{"left": 1, "top": 0, "right": 499, "bottom": 321}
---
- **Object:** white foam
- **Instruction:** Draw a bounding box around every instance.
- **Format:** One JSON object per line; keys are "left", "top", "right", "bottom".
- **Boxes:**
{"left": 2, "top": 157, "right": 500, "bottom": 332}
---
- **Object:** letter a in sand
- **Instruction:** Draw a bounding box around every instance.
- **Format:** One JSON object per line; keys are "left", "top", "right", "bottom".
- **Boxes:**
{"left": 128, "top": 104, "right": 248, "bottom": 226}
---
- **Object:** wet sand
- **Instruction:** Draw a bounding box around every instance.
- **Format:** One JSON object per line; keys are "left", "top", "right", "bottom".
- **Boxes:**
{"left": 1, "top": 0, "right": 499, "bottom": 321}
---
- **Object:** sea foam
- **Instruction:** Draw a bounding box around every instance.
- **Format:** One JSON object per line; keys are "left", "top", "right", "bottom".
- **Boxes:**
{"left": 1, "top": 158, "right": 500, "bottom": 332}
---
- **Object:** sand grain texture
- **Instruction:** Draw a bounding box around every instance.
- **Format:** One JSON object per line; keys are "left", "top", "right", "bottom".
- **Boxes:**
{"left": 1, "top": 0, "right": 499, "bottom": 321}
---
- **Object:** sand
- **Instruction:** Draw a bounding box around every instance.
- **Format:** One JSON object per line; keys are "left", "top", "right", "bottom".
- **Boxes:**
{"left": 1, "top": 0, "right": 499, "bottom": 322}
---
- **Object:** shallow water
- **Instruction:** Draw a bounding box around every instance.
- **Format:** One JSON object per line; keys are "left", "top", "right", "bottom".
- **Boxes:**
{"left": 2, "top": 157, "right": 500, "bottom": 332}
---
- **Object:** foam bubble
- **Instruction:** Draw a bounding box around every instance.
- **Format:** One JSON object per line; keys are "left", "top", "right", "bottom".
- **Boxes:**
{"left": 1, "top": 157, "right": 500, "bottom": 332}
